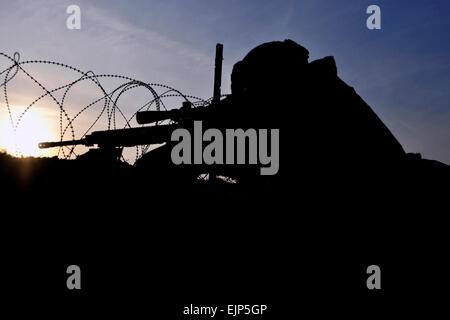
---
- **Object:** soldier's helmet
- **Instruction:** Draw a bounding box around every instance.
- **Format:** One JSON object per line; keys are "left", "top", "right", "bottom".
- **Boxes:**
{"left": 231, "top": 39, "right": 309, "bottom": 96}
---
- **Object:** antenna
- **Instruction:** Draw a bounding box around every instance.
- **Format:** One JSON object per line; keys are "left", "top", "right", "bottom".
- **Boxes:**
{"left": 213, "top": 43, "right": 223, "bottom": 104}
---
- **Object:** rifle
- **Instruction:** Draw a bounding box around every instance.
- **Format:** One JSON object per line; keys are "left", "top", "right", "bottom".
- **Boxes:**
{"left": 39, "top": 44, "right": 224, "bottom": 152}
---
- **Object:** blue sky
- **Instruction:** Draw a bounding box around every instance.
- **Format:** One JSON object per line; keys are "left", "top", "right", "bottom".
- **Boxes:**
{"left": 0, "top": 0, "right": 449, "bottom": 163}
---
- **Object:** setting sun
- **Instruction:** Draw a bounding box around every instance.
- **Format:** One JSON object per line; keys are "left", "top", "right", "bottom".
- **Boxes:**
{"left": 0, "top": 108, "right": 56, "bottom": 157}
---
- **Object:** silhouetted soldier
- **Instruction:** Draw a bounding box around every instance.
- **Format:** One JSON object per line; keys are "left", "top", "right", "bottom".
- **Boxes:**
{"left": 138, "top": 39, "right": 448, "bottom": 201}
{"left": 195, "top": 39, "right": 407, "bottom": 193}
{"left": 227, "top": 39, "right": 405, "bottom": 160}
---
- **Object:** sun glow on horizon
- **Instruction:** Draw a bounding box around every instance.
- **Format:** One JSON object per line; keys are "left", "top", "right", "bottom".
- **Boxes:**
{"left": 0, "top": 108, "right": 57, "bottom": 157}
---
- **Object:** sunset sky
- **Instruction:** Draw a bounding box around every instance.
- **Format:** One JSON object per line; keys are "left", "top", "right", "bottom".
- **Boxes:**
{"left": 0, "top": 0, "right": 449, "bottom": 163}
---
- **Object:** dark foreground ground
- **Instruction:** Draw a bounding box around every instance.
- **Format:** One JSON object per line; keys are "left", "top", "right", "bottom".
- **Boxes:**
{"left": 1, "top": 151, "right": 449, "bottom": 318}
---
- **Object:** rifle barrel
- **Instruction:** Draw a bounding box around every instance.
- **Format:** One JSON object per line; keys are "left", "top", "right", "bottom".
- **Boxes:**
{"left": 38, "top": 124, "right": 178, "bottom": 149}
{"left": 39, "top": 139, "right": 87, "bottom": 149}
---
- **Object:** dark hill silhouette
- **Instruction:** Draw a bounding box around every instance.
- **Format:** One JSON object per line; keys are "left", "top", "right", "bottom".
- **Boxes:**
{"left": 1, "top": 40, "right": 449, "bottom": 316}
